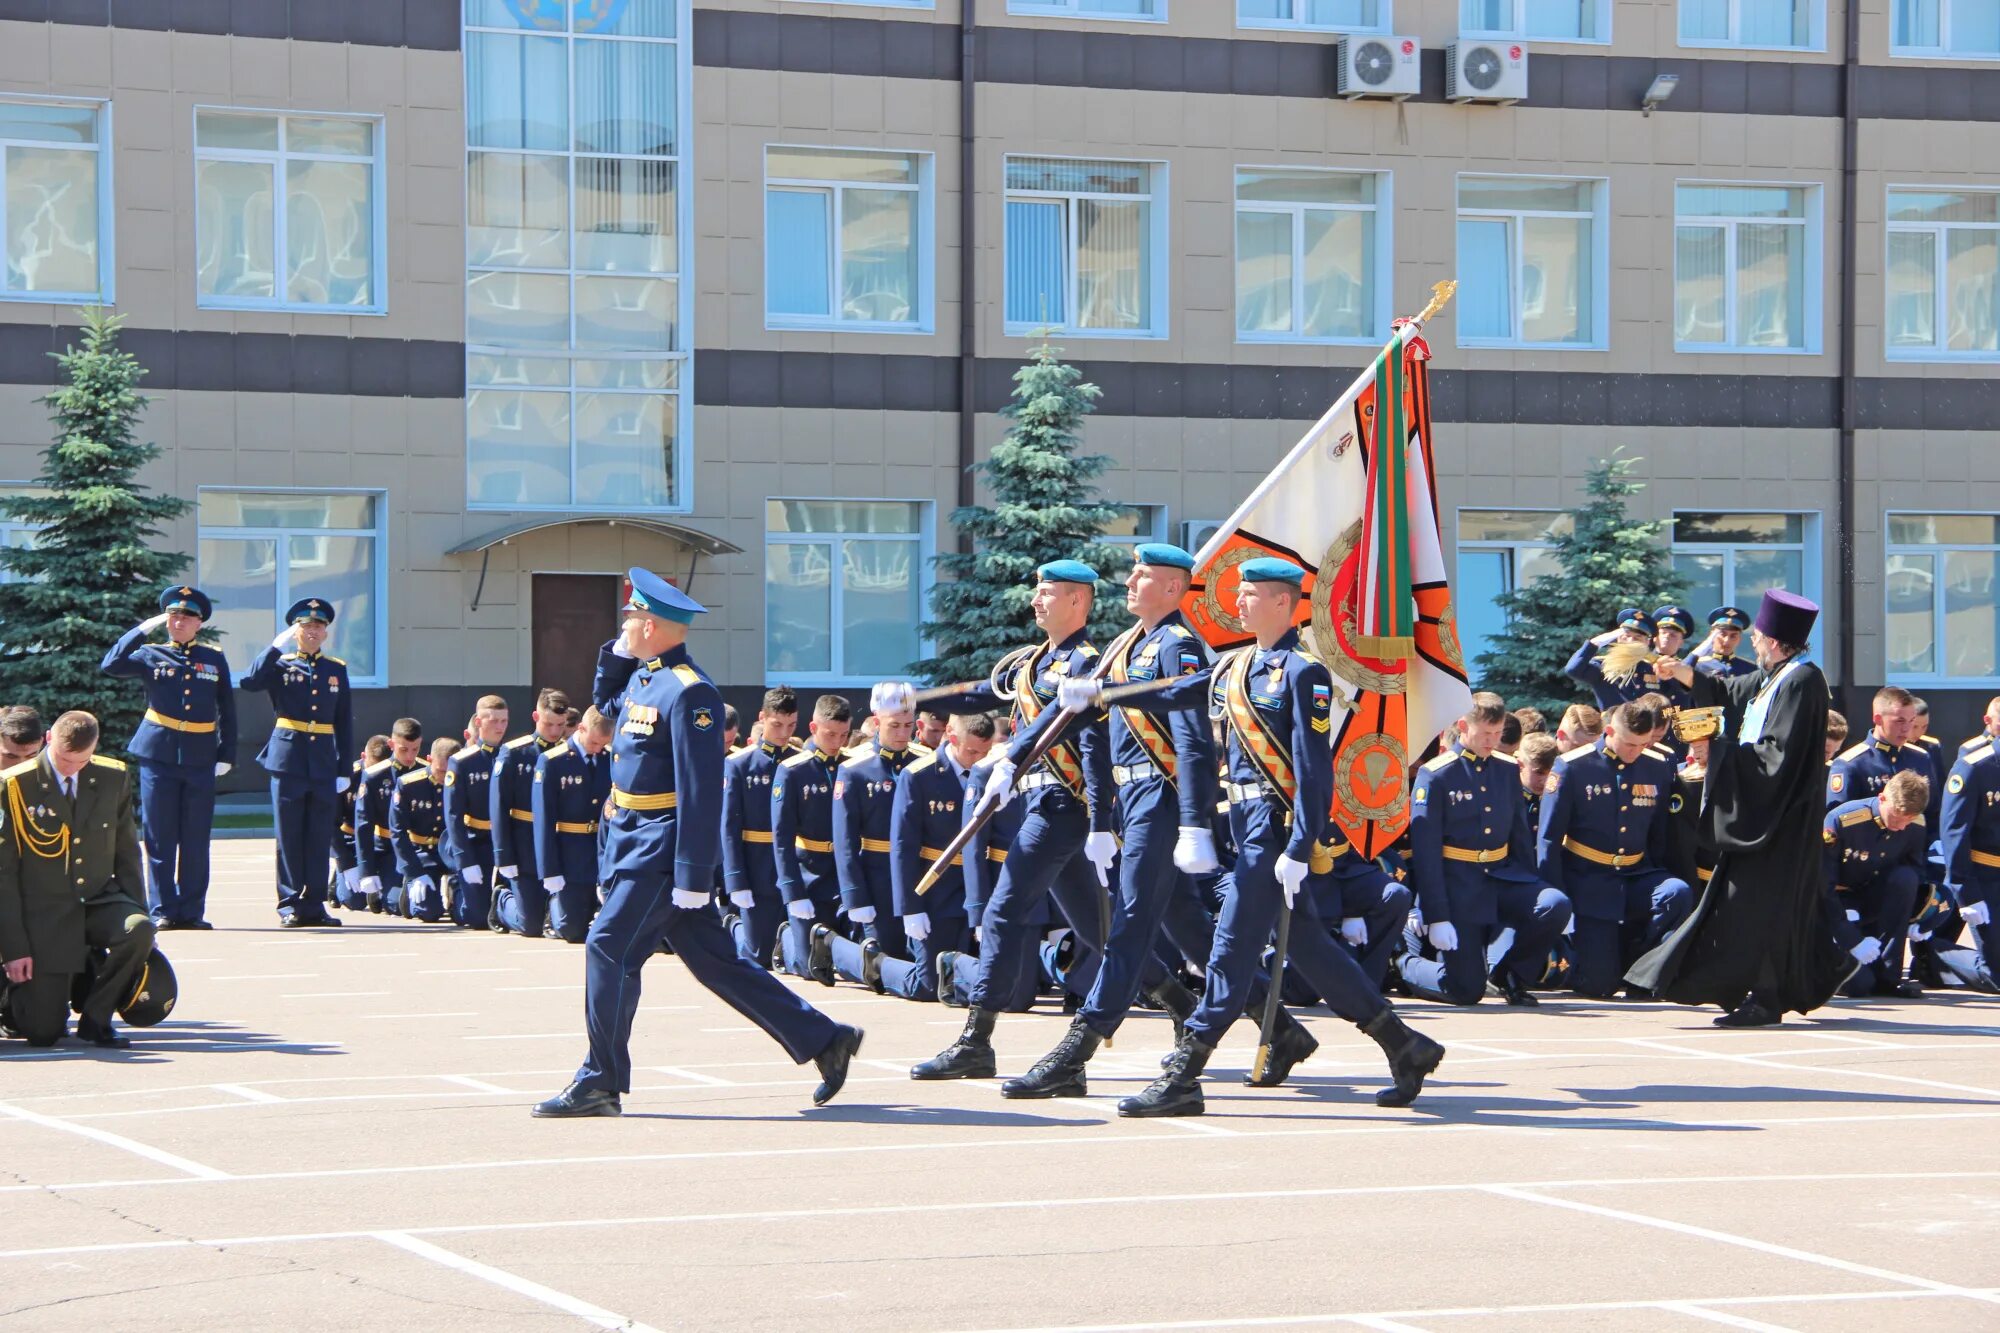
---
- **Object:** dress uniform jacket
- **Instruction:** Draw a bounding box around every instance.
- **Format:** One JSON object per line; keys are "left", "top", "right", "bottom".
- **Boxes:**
{"left": 773, "top": 742, "right": 842, "bottom": 909}
{"left": 101, "top": 627, "right": 237, "bottom": 767}
{"left": 722, "top": 738, "right": 786, "bottom": 901}
{"left": 1937, "top": 744, "right": 2000, "bottom": 991}
{"left": 834, "top": 740, "right": 921, "bottom": 919}
{"left": 1823, "top": 796, "right": 1926, "bottom": 993}
{"left": 389, "top": 767, "right": 447, "bottom": 884}
{"left": 240, "top": 645, "right": 353, "bottom": 783}
{"left": 891, "top": 747, "right": 975, "bottom": 923}
{"left": 355, "top": 758, "right": 417, "bottom": 886}
{"left": 1692, "top": 649, "right": 1757, "bottom": 680}
{"left": 960, "top": 761, "right": 1025, "bottom": 927}
{"left": 336, "top": 756, "right": 367, "bottom": 871}
{"left": 443, "top": 742, "right": 498, "bottom": 877}
{"left": 1535, "top": 740, "right": 1678, "bottom": 923}
{"left": 1566, "top": 638, "right": 1670, "bottom": 710}
{"left": 1827, "top": 736, "right": 1933, "bottom": 810}
{"left": 491, "top": 733, "right": 562, "bottom": 876}
{"left": 1409, "top": 746, "right": 1543, "bottom": 928}
{"left": 533, "top": 737, "right": 611, "bottom": 893}
{"left": 1665, "top": 763, "right": 1715, "bottom": 890}
{"left": 0, "top": 755, "right": 148, "bottom": 973}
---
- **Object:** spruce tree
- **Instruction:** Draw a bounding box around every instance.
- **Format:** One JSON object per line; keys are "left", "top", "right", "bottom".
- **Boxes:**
{"left": 0, "top": 308, "right": 192, "bottom": 748}
{"left": 1473, "top": 449, "right": 1686, "bottom": 717}
{"left": 915, "top": 342, "right": 1129, "bottom": 684}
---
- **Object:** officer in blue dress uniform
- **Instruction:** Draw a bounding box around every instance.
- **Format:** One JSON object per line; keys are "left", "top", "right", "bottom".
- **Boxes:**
{"left": 1690, "top": 606, "right": 1757, "bottom": 680}
{"left": 879, "top": 713, "right": 994, "bottom": 1001}
{"left": 1566, "top": 608, "right": 1668, "bottom": 709}
{"left": 772, "top": 695, "right": 851, "bottom": 982}
{"left": 1827, "top": 687, "right": 1933, "bottom": 811}
{"left": 100, "top": 585, "right": 236, "bottom": 929}
{"left": 353, "top": 719, "right": 421, "bottom": 912}
{"left": 722, "top": 688, "right": 799, "bottom": 966}
{"left": 388, "top": 738, "right": 452, "bottom": 922}
{"left": 490, "top": 690, "right": 570, "bottom": 937}
{"left": 1535, "top": 698, "right": 1693, "bottom": 998}
{"left": 1823, "top": 770, "right": 1929, "bottom": 998}
{"left": 239, "top": 597, "right": 352, "bottom": 927}
{"left": 442, "top": 696, "right": 508, "bottom": 929}
{"left": 826, "top": 686, "right": 925, "bottom": 989}
{"left": 1091, "top": 558, "right": 1445, "bottom": 1117}
{"left": 531, "top": 568, "right": 860, "bottom": 1117}
{"left": 1937, "top": 741, "right": 2000, "bottom": 992}
{"left": 532, "top": 708, "right": 613, "bottom": 943}
{"left": 1400, "top": 694, "right": 1574, "bottom": 1006}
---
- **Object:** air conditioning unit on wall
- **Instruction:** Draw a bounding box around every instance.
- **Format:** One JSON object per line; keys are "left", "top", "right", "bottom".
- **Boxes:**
{"left": 1336, "top": 35, "right": 1422, "bottom": 100}
{"left": 1446, "top": 40, "right": 1528, "bottom": 104}
{"left": 1183, "top": 520, "right": 1225, "bottom": 556}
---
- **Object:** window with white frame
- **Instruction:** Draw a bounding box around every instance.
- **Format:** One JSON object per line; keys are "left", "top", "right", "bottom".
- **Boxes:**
{"left": 1012, "top": 0, "right": 1164, "bottom": 17}
{"left": 1679, "top": 0, "right": 1820, "bottom": 47}
{"left": 1456, "top": 511, "right": 1570, "bottom": 677}
{"left": 765, "top": 147, "right": 930, "bottom": 332}
{"left": 1005, "top": 156, "right": 1165, "bottom": 338}
{"left": 194, "top": 110, "right": 383, "bottom": 312}
{"left": 1892, "top": 0, "right": 2000, "bottom": 56}
{"left": 0, "top": 485, "right": 45, "bottom": 585}
{"left": 1236, "top": 168, "right": 1386, "bottom": 344}
{"left": 1886, "top": 513, "right": 2000, "bottom": 683}
{"left": 464, "top": 0, "right": 690, "bottom": 512}
{"left": 1674, "top": 183, "right": 1817, "bottom": 352}
{"left": 1456, "top": 176, "right": 1604, "bottom": 348}
{"left": 1886, "top": 187, "right": 2000, "bottom": 360}
{"left": 197, "top": 490, "right": 387, "bottom": 686}
{"left": 0, "top": 98, "right": 109, "bottom": 303}
{"left": 766, "top": 500, "right": 929, "bottom": 682}
{"left": 1099, "top": 504, "right": 1168, "bottom": 546}
{"left": 1671, "top": 512, "right": 1822, "bottom": 655}
{"left": 1239, "top": 0, "right": 1388, "bottom": 31}
{"left": 1461, "top": 0, "right": 1606, "bottom": 41}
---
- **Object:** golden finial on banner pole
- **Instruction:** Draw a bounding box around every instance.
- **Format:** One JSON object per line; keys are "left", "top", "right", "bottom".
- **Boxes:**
{"left": 1411, "top": 279, "right": 1458, "bottom": 327}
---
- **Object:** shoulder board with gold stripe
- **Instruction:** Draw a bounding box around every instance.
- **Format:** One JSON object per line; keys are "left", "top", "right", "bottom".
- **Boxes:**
{"left": 1921, "top": 735, "right": 1940, "bottom": 745}
{"left": 504, "top": 735, "right": 540, "bottom": 750}
{"left": 89, "top": 754, "right": 126, "bottom": 770}
{"left": 1646, "top": 743, "right": 1674, "bottom": 760}
{"left": 780, "top": 751, "right": 816, "bottom": 770}
{"left": 1839, "top": 807, "right": 1874, "bottom": 826}
{"left": 1077, "top": 643, "right": 1098, "bottom": 658}
{"left": 399, "top": 769, "right": 431, "bottom": 787}
{"left": 906, "top": 753, "right": 939, "bottom": 775}
{"left": 1561, "top": 744, "right": 1596, "bottom": 762}
{"left": 1, "top": 758, "right": 35, "bottom": 780}
{"left": 1900, "top": 743, "right": 1929, "bottom": 755}
{"left": 1422, "top": 752, "right": 1457, "bottom": 773}
{"left": 365, "top": 758, "right": 397, "bottom": 775}
{"left": 322, "top": 655, "right": 346, "bottom": 667}
{"left": 1168, "top": 623, "right": 1192, "bottom": 638}
{"left": 673, "top": 664, "right": 702, "bottom": 686}
{"left": 1912, "top": 814, "right": 1927, "bottom": 826}
{"left": 909, "top": 741, "right": 933, "bottom": 756}
{"left": 1490, "top": 750, "right": 1519, "bottom": 765}
{"left": 1966, "top": 744, "right": 1996, "bottom": 766}
{"left": 1836, "top": 742, "right": 1870, "bottom": 763}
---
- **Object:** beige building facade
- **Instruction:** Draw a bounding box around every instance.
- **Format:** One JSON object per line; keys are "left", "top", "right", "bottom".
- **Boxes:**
{"left": 0, "top": 0, "right": 1996, "bottom": 764}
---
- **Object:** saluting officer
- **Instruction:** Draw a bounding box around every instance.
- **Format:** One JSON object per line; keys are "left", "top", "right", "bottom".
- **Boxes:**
{"left": 826, "top": 685, "right": 925, "bottom": 989}
{"left": 880, "top": 712, "right": 995, "bottom": 1001}
{"left": 1566, "top": 608, "right": 1670, "bottom": 710}
{"left": 532, "top": 706, "right": 613, "bottom": 943}
{"left": 239, "top": 598, "right": 352, "bottom": 927}
{"left": 531, "top": 569, "right": 861, "bottom": 1118}
{"left": 1824, "top": 770, "right": 1929, "bottom": 998}
{"left": 1691, "top": 606, "right": 1757, "bottom": 679}
{"left": 100, "top": 585, "right": 236, "bottom": 930}
{"left": 388, "top": 737, "right": 454, "bottom": 922}
{"left": 722, "top": 687, "right": 799, "bottom": 966}
{"left": 443, "top": 697, "right": 507, "bottom": 929}
{"left": 355, "top": 719, "right": 422, "bottom": 912}
{"left": 1936, "top": 739, "right": 2000, "bottom": 993}
{"left": 490, "top": 689, "right": 570, "bottom": 937}
{"left": 772, "top": 694, "right": 851, "bottom": 983}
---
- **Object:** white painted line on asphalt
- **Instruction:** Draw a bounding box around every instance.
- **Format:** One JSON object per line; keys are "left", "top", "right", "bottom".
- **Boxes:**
{"left": 497, "top": 984, "right": 579, "bottom": 992}
{"left": 1622, "top": 1036, "right": 2000, "bottom": 1100}
{"left": 437, "top": 1075, "right": 515, "bottom": 1095}
{"left": 210, "top": 973, "right": 319, "bottom": 981}
{"left": 327, "top": 952, "right": 422, "bottom": 960}
{"left": 212, "top": 1084, "right": 287, "bottom": 1105}
{"left": 464, "top": 1032, "right": 577, "bottom": 1040}
{"left": 418, "top": 967, "right": 520, "bottom": 975}
{"left": 1152, "top": 1117, "right": 1240, "bottom": 1137}
{"left": 1658, "top": 1301, "right": 1800, "bottom": 1332}
{"left": 1343, "top": 1317, "right": 1433, "bottom": 1333}
{"left": 372, "top": 1230, "right": 664, "bottom": 1333}
{"left": 357, "top": 1012, "right": 477, "bottom": 1021}
{"left": 0, "top": 1099, "right": 231, "bottom": 1181}
{"left": 656, "top": 1066, "right": 734, "bottom": 1086}
{"left": 282, "top": 991, "right": 390, "bottom": 1000}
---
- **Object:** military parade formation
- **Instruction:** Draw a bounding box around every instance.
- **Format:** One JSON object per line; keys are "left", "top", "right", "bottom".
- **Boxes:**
{"left": 4, "top": 555, "right": 1998, "bottom": 1117}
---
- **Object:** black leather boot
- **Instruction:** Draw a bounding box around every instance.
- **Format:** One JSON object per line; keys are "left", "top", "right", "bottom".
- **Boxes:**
{"left": 1147, "top": 974, "right": 1198, "bottom": 1066}
{"left": 1002, "top": 1016, "right": 1101, "bottom": 1099}
{"left": 911, "top": 1008, "right": 998, "bottom": 1080}
{"left": 861, "top": 939, "right": 886, "bottom": 994}
{"left": 1361, "top": 1007, "right": 1445, "bottom": 1108}
{"left": 1243, "top": 1007, "right": 1319, "bottom": 1087}
{"left": 807, "top": 924, "right": 837, "bottom": 987}
{"left": 1117, "top": 1031, "right": 1215, "bottom": 1117}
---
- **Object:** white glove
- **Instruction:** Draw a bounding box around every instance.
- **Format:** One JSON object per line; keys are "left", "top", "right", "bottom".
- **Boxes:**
{"left": 334, "top": 776, "right": 351, "bottom": 795}
{"left": 850, "top": 904, "right": 877, "bottom": 925}
{"left": 495, "top": 864, "right": 517, "bottom": 882}
{"left": 979, "top": 756, "right": 1017, "bottom": 812}
{"left": 359, "top": 875, "right": 382, "bottom": 897}
{"left": 1963, "top": 900, "right": 1992, "bottom": 928}
{"left": 462, "top": 864, "right": 483, "bottom": 886}
{"left": 729, "top": 889, "right": 755, "bottom": 909}
{"left": 1562, "top": 914, "right": 1576, "bottom": 937}
{"left": 271, "top": 623, "right": 299, "bottom": 649}
{"left": 904, "top": 912, "right": 931, "bottom": 941}
{"left": 1274, "top": 852, "right": 1309, "bottom": 907}
{"left": 214, "top": 761, "right": 231, "bottom": 777}
{"left": 671, "top": 888, "right": 708, "bottom": 909}
{"left": 1909, "top": 924, "right": 1933, "bottom": 942}
{"left": 411, "top": 876, "right": 435, "bottom": 910}
{"left": 542, "top": 874, "right": 565, "bottom": 894}
{"left": 1850, "top": 936, "right": 1884, "bottom": 965}
{"left": 787, "top": 898, "right": 816, "bottom": 920}
{"left": 1845, "top": 908, "right": 1862, "bottom": 923}
{"left": 1058, "top": 678, "right": 1104, "bottom": 713}
{"left": 1084, "top": 831, "right": 1119, "bottom": 887}
{"left": 140, "top": 612, "right": 170, "bottom": 633}
{"left": 1173, "top": 827, "right": 1219, "bottom": 875}
{"left": 1428, "top": 921, "right": 1460, "bottom": 952}
{"left": 1341, "top": 917, "right": 1368, "bottom": 947}
{"left": 610, "top": 636, "right": 636, "bottom": 660}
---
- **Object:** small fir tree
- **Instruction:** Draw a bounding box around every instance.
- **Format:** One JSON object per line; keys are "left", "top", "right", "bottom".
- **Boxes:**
{"left": 0, "top": 309, "right": 192, "bottom": 747}
{"left": 916, "top": 342, "right": 1130, "bottom": 684}
{"left": 1473, "top": 449, "right": 1686, "bottom": 717}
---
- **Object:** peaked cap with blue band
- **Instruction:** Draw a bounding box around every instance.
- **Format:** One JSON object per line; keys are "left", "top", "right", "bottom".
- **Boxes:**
{"left": 625, "top": 566, "right": 706, "bottom": 623}
{"left": 286, "top": 596, "right": 335, "bottom": 626}
{"left": 1708, "top": 605, "right": 1750, "bottom": 630}
{"left": 1616, "top": 606, "right": 1657, "bottom": 636}
{"left": 1652, "top": 604, "right": 1695, "bottom": 635}
{"left": 160, "top": 585, "right": 213, "bottom": 621}
{"left": 1237, "top": 557, "right": 1306, "bottom": 589}
{"left": 1036, "top": 559, "right": 1100, "bottom": 586}
{"left": 1132, "top": 542, "right": 1195, "bottom": 571}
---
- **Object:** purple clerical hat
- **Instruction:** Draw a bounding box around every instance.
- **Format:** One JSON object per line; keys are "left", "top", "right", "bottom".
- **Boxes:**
{"left": 1753, "top": 589, "right": 1818, "bottom": 644}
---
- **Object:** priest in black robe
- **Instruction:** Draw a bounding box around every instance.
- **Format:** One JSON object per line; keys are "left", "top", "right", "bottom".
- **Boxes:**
{"left": 1626, "top": 590, "right": 1852, "bottom": 1026}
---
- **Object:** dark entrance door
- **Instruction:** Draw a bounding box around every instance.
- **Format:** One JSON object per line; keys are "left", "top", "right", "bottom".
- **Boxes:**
{"left": 531, "top": 573, "right": 624, "bottom": 707}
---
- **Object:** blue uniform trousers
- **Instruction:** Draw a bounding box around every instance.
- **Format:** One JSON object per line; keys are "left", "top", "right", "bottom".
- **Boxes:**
{"left": 450, "top": 868, "right": 493, "bottom": 928}
{"left": 1075, "top": 779, "right": 1207, "bottom": 1039}
{"left": 547, "top": 881, "right": 598, "bottom": 943}
{"left": 493, "top": 836, "right": 550, "bottom": 936}
{"left": 778, "top": 868, "right": 843, "bottom": 979}
{"left": 829, "top": 911, "right": 911, "bottom": 987}
{"left": 966, "top": 790, "right": 1111, "bottom": 1013}
{"left": 575, "top": 868, "right": 839, "bottom": 1094}
{"left": 726, "top": 854, "right": 785, "bottom": 968}
{"left": 1401, "top": 880, "right": 1572, "bottom": 1006}
{"left": 1286, "top": 869, "right": 1412, "bottom": 1001}
{"left": 272, "top": 776, "right": 337, "bottom": 918}
{"left": 386, "top": 877, "right": 446, "bottom": 923}
{"left": 1938, "top": 918, "right": 2000, "bottom": 993}
{"left": 137, "top": 760, "right": 216, "bottom": 924}
{"left": 1570, "top": 871, "right": 1693, "bottom": 997}
{"left": 1833, "top": 866, "right": 1920, "bottom": 994}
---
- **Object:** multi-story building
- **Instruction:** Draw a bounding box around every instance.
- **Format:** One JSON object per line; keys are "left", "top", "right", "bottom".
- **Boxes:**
{"left": 1, "top": 0, "right": 1997, "bottom": 761}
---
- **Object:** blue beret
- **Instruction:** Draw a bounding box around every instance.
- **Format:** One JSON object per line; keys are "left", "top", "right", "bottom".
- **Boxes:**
{"left": 1132, "top": 542, "right": 1194, "bottom": 571}
{"left": 1616, "top": 606, "right": 1656, "bottom": 636}
{"left": 1653, "top": 605, "right": 1695, "bottom": 635}
{"left": 1708, "top": 605, "right": 1750, "bottom": 630}
{"left": 1036, "top": 560, "right": 1100, "bottom": 586}
{"left": 160, "top": 584, "right": 212, "bottom": 620}
{"left": 286, "top": 596, "right": 335, "bottom": 625}
{"left": 1238, "top": 557, "right": 1306, "bottom": 589}
{"left": 624, "top": 566, "right": 706, "bottom": 624}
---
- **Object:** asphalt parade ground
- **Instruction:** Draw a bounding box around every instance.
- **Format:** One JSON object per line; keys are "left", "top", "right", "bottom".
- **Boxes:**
{"left": 4, "top": 842, "right": 1999, "bottom": 1332}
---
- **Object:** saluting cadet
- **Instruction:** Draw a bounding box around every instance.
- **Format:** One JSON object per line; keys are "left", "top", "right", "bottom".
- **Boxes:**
{"left": 772, "top": 695, "right": 851, "bottom": 983}
{"left": 1074, "top": 558, "right": 1445, "bottom": 1117}
{"left": 442, "top": 696, "right": 507, "bottom": 929}
{"left": 1936, "top": 739, "right": 2000, "bottom": 993}
{"left": 100, "top": 585, "right": 236, "bottom": 930}
{"left": 1690, "top": 606, "right": 1757, "bottom": 679}
{"left": 1828, "top": 687, "right": 1934, "bottom": 811}
{"left": 388, "top": 738, "right": 454, "bottom": 922}
{"left": 1535, "top": 697, "right": 1692, "bottom": 998}
{"left": 1823, "top": 770, "right": 1929, "bottom": 998}
{"left": 533, "top": 707, "right": 613, "bottom": 943}
{"left": 490, "top": 688, "right": 571, "bottom": 938}
{"left": 1400, "top": 693, "right": 1574, "bottom": 1006}
{"left": 825, "top": 686, "right": 924, "bottom": 989}
{"left": 353, "top": 718, "right": 421, "bottom": 913}
{"left": 909, "top": 560, "right": 1124, "bottom": 1084}
{"left": 239, "top": 598, "right": 352, "bottom": 927}
{"left": 531, "top": 568, "right": 861, "bottom": 1117}
{"left": 1567, "top": 609, "right": 1671, "bottom": 710}
{"left": 722, "top": 687, "right": 799, "bottom": 967}
{"left": 333, "top": 737, "right": 387, "bottom": 908}
{"left": 878, "top": 712, "right": 995, "bottom": 1001}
